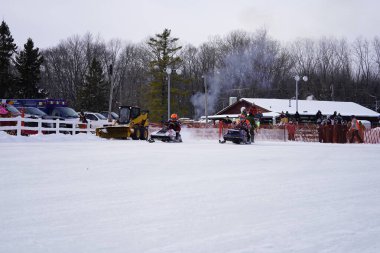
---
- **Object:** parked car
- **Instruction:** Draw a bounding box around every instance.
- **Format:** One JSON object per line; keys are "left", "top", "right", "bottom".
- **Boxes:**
{"left": 50, "top": 107, "right": 79, "bottom": 119}
{"left": 17, "top": 107, "right": 58, "bottom": 130}
{"left": 49, "top": 107, "right": 80, "bottom": 131}
{"left": 18, "top": 106, "right": 62, "bottom": 129}
{"left": 100, "top": 111, "right": 119, "bottom": 120}
{"left": 84, "top": 112, "right": 112, "bottom": 128}
{"left": 0, "top": 104, "right": 20, "bottom": 131}
{"left": 4, "top": 104, "right": 21, "bottom": 117}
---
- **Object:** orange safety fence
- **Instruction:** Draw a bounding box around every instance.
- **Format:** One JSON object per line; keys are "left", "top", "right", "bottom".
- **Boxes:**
{"left": 364, "top": 127, "right": 380, "bottom": 144}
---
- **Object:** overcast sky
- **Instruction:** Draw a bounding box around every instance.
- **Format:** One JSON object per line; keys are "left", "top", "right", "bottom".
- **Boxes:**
{"left": 1, "top": 0, "right": 379, "bottom": 49}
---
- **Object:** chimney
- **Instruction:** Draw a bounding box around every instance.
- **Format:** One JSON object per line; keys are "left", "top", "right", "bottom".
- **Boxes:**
{"left": 229, "top": 97, "right": 237, "bottom": 106}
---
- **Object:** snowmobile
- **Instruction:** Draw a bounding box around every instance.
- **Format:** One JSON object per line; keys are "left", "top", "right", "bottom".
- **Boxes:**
{"left": 220, "top": 128, "right": 251, "bottom": 144}
{"left": 148, "top": 127, "right": 182, "bottom": 143}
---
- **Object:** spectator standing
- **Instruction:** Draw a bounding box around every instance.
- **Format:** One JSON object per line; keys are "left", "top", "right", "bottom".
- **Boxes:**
{"left": 285, "top": 111, "right": 290, "bottom": 123}
{"left": 324, "top": 116, "right": 333, "bottom": 143}
{"left": 280, "top": 111, "right": 286, "bottom": 125}
{"left": 79, "top": 111, "right": 88, "bottom": 129}
{"left": 254, "top": 109, "right": 263, "bottom": 129}
{"left": 294, "top": 111, "right": 300, "bottom": 123}
{"left": 286, "top": 121, "right": 296, "bottom": 141}
{"left": 318, "top": 118, "right": 325, "bottom": 143}
{"left": 316, "top": 110, "right": 323, "bottom": 123}
{"left": 349, "top": 115, "right": 363, "bottom": 143}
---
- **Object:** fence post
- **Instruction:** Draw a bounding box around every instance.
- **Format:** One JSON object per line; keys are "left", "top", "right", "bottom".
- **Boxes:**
{"left": 38, "top": 118, "right": 42, "bottom": 135}
{"left": 72, "top": 122, "right": 75, "bottom": 135}
{"left": 16, "top": 116, "right": 22, "bottom": 136}
{"left": 86, "top": 121, "right": 90, "bottom": 134}
{"left": 55, "top": 119, "right": 59, "bottom": 134}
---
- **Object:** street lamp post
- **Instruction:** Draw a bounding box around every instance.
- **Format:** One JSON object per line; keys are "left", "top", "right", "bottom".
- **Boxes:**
{"left": 166, "top": 67, "right": 182, "bottom": 120}
{"left": 294, "top": 75, "right": 308, "bottom": 112}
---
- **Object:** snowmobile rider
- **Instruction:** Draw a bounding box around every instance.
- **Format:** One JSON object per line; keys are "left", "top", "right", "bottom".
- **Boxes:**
{"left": 165, "top": 113, "right": 182, "bottom": 140}
{"left": 247, "top": 107, "right": 257, "bottom": 143}
{"left": 236, "top": 114, "right": 251, "bottom": 142}
{"left": 240, "top": 107, "right": 247, "bottom": 117}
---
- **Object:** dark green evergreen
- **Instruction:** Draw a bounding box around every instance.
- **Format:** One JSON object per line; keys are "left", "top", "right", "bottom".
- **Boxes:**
{"left": 15, "top": 38, "right": 45, "bottom": 98}
{"left": 77, "top": 57, "right": 108, "bottom": 112}
{"left": 147, "top": 28, "right": 183, "bottom": 122}
{"left": 0, "top": 20, "right": 17, "bottom": 98}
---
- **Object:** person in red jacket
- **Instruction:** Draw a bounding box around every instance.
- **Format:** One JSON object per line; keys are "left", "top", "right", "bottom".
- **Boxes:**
{"left": 286, "top": 120, "right": 296, "bottom": 141}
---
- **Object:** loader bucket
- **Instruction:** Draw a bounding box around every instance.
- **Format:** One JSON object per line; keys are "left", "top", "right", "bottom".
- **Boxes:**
{"left": 96, "top": 125, "right": 131, "bottom": 139}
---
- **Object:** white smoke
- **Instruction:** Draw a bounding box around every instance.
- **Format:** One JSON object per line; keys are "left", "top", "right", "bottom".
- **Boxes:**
{"left": 191, "top": 34, "right": 277, "bottom": 119}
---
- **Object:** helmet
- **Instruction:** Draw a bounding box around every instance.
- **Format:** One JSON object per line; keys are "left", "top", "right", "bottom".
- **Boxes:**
{"left": 240, "top": 107, "right": 246, "bottom": 113}
{"left": 171, "top": 113, "right": 178, "bottom": 119}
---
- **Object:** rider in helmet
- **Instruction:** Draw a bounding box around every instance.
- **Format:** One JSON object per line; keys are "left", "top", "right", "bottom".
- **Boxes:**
{"left": 166, "top": 113, "right": 182, "bottom": 140}
{"left": 240, "top": 107, "right": 247, "bottom": 117}
{"left": 236, "top": 114, "right": 251, "bottom": 143}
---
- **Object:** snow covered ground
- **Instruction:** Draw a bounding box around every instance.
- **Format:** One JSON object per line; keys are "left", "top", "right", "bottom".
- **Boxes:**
{"left": 1, "top": 129, "right": 380, "bottom": 253}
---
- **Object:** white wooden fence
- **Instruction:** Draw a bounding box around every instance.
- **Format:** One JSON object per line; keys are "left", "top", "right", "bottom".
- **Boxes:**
{"left": 0, "top": 116, "right": 96, "bottom": 136}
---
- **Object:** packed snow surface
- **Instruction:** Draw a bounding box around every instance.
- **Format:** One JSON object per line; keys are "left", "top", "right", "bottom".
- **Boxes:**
{"left": 1, "top": 130, "right": 380, "bottom": 253}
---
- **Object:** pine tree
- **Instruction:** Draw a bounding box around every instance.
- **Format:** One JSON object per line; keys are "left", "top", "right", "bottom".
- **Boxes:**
{"left": 77, "top": 57, "right": 108, "bottom": 112}
{"left": 0, "top": 20, "right": 17, "bottom": 97}
{"left": 15, "top": 38, "right": 45, "bottom": 98}
{"left": 147, "top": 28, "right": 183, "bottom": 122}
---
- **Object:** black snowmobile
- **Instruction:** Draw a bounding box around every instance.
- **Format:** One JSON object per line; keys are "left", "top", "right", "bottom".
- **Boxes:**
{"left": 148, "top": 127, "right": 182, "bottom": 143}
{"left": 220, "top": 128, "right": 251, "bottom": 144}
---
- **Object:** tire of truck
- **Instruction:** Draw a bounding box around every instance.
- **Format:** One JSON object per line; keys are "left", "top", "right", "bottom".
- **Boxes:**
{"left": 140, "top": 127, "right": 148, "bottom": 140}
{"left": 132, "top": 126, "right": 141, "bottom": 140}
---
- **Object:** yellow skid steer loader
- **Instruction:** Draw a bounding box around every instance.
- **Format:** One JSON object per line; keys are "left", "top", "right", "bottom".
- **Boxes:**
{"left": 96, "top": 106, "right": 149, "bottom": 140}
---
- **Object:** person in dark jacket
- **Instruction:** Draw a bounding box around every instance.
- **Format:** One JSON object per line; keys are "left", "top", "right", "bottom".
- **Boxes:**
{"left": 247, "top": 108, "right": 257, "bottom": 143}
{"left": 166, "top": 113, "right": 181, "bottom": 140}
{"left": 294, "top": 111, "right": 300, "bottom": 123}
{"left": 79, "top": 111, "right": 88, "bottom": 129}
{"left": 316, "top": 110, "right": 322, "bottom": 123}
{"left": 79, "top": 111, "right": 88, "bottom": 123}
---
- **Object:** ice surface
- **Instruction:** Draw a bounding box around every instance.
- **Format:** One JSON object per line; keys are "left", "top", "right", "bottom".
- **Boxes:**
{"left": 1, "top": 130, "right": 380, "bottom": 253}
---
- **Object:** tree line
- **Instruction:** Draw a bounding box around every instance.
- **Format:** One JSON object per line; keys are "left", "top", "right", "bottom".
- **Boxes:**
{"left": 1, "top": 20, "right": 379, "bottom": 122}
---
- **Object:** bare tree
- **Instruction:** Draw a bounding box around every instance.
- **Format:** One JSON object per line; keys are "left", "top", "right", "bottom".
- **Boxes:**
{"left": 373, "top": 37, "right": 380, "bottom": 80}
